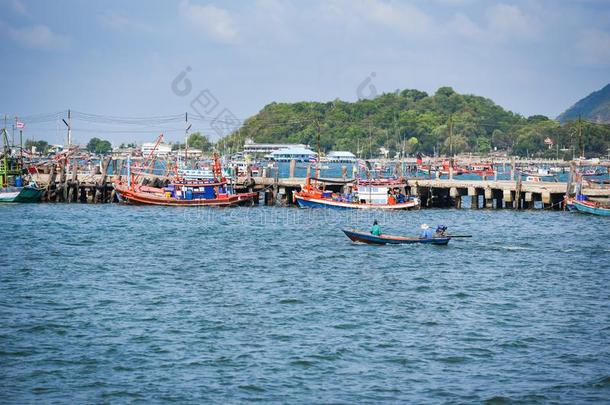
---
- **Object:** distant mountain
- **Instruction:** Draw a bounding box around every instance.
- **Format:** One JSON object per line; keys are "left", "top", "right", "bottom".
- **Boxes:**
{"left": 557, "top": 83, "right": 610, "bottom": 123}
{"left": 217, "top": 86, "right": 610, "bottom": 157}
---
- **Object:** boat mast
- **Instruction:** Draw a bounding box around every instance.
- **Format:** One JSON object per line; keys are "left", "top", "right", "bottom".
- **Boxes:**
{"left": 135, "top": 133, "right": 163, "bottom": 184}
{"left": 1, "top": 127, "right": 9, "bottom": 187}
{"left": 315, "top": 120, "right": 321, "bottom": 187}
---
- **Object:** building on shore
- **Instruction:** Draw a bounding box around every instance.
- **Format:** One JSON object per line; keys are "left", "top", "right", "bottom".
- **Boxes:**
{"left": 269, "top": 147, "right": 317, "bottom": 162}
{"left": 142, "top": 142, "right": 172, "bottom": 157}
{"left": 243, "top": 138, "right": 308, "bottom": 156}
{"left": 326, "top": 151, "right": 357, "bottom": 163}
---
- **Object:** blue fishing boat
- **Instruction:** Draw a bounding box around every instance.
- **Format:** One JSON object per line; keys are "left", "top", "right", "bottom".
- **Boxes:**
{"left": 571, "top": 199, "right": 610, "bottom": 217}
{"left": 342, "top": 229, "right": 451, "bottom": 245}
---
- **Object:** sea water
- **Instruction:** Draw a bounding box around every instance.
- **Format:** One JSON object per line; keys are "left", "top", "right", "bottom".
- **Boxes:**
{"left": 1, "top": 204, "right": 609, "bottom": 403}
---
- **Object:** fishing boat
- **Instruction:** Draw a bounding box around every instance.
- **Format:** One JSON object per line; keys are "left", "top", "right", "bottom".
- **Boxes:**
{"left": 294, "top": 176, "right": 419, "bottom": 210}
{"left": 463, "top": 163, "right": 495, "bottom": 177}
{"left": 114, "top": 179, "right": 257, "bottom": 207}
{"left": 0, "top": 128, "right": 44, "bottom": 203}
{"left": 342, "top": 229, "right": 450, "bottom": 245}
{"left": 522, "top": 173, "right": 557, "bottom": 182}
{"left": 114, "top": 135, "right": 257, "bottom": 207}
{"left": 418, "top": 163, "right": 465, "bottom": 177}
{"left": 0, "top": 183, "right": 44, "bottom": 203}
{"left": 569, "top": 198, "right": 610, "bottom": 217}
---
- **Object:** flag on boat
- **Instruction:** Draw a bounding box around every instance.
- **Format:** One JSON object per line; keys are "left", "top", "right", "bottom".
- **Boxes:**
{"left": 16, "top": 121, "right": 25, "bottom": 129}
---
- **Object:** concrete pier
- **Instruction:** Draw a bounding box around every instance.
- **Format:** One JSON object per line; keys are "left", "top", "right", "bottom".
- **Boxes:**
{"left": 237, "top": 176, "right": 610, "bottom": 210}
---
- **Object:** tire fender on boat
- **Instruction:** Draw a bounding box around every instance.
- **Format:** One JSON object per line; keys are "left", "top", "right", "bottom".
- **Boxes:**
{"left": 242, "top": 178, "right": 255, "bottom": 188}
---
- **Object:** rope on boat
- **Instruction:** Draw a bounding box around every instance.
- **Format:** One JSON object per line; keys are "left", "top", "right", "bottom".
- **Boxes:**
{"left": 542, "top": 199, "right": 565, "bottom": 210}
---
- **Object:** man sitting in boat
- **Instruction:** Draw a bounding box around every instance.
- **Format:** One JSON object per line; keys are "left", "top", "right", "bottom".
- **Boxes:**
{"left": 435, "top": 225, "right": 447, "bottom": 237}
{"left": 371, "top": 220, "right": 382, "bottom": 236}
{"left": 420, "top": 223, "right": 433, "bottom": 239}
{"left": 395, "top": 188, "right": 406, "bottom": 204}
{"left": 387, "top": 189, "right": 396, "bottom": 205}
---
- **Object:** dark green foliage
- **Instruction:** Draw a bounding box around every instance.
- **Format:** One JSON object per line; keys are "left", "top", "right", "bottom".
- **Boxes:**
{"left": 187, "top": 132, "right": 212, "bottom": 152}
{"left": 25, "top": 139, "right": 49, "bottom": 154}
{"left": 220, "top": 87, "right": 610, "bottom": 157}
{"left": 86, "top": 137, "right": 112, "bottom": 154}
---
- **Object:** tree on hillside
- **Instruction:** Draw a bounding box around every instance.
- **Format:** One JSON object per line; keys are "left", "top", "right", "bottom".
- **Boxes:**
{"left": 491, "top": 129, "right": 513, "bottom": 150}
{"left": 86, "top": 137, "right": 112, "bottom": 154}
{"left": 25, "top": 139, "right": 49, "bottom": 154}
{"left": 187, "top": 132, "right": 213, "bottom": 152}
{"left": 404, "top": 137, "right": 419, "bottom": 154}
{"left": 217, "top": 86, "right": 610, "bottom": 157}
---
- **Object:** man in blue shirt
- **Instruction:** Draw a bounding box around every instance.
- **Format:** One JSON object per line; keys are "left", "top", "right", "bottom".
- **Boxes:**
{"left": 420, "top": 223, "right": 433, "bottom": 239}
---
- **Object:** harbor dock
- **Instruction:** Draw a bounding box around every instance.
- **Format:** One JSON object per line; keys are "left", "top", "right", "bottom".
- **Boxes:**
{"left": 28, "top": 157, "right": 610, "bottom": 210}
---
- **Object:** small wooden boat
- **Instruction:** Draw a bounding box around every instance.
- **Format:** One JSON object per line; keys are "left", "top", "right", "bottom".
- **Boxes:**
{"left": 0, "top": 184, "right": 44, "bottom": 203}
{"left": 342, "top": 229, "right": 451, "bottom": 245}
{"left": 570, "top": 199, "right": 610, "bottom": 217}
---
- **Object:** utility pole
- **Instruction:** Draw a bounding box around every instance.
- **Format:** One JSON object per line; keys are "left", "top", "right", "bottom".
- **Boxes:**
{"left": 62, "top": 110, "right": 72, "bottom": 148}
{"left": 448, "top": 114, "right": 453, "bottom": 157}
{"left": 184, "top": 112, "right": 191, "bottom": 163}
{"left": 67, "top": 109, "right": 72, "bottom": 146}
{"left": 577, "top": 115, "right": 584, "bottom": 158}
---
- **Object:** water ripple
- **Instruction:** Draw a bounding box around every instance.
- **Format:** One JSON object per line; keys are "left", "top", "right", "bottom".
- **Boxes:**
{"left": 0, "top": 205, "right": 609, "bottom": 403}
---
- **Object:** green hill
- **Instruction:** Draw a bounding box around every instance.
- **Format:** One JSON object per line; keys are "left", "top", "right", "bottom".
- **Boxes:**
{"left": 558, "top": 83, "right": 610, "bottom": 124}
{"left": 218, "top": 86, "right": 609, "bottom": 158}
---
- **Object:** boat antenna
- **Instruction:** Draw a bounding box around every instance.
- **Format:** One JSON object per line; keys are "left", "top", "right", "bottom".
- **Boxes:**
{"left": 315, "top": 119, "right": 321, "bottom": 187}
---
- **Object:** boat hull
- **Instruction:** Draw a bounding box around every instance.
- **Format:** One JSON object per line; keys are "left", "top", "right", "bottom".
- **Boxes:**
{"left": 0, "top": 186, "right": 44, "bottom": 203}
{"left": 295, "top": 195, "right": 419, "bottom": 210}
{"left": 114, "top": 184, "right": 257, "bottom": 207}
{"left": 571, "top": 200, "right": 610, "bottom": 217}
{"left": 342, "top": 229, "right": 450, "bottom": 245}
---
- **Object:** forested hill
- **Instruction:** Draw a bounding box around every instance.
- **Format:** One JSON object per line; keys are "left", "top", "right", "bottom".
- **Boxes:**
{"left": 218, "top": 87, "right": 609, "bottom": 158}
{"left": 557, "top": 83, "right": 610, "bottom": 124}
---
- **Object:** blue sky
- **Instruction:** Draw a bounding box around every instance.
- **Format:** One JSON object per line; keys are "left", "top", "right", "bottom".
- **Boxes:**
{"left": 0, "top": 0, "right": 609, "bottom": 145}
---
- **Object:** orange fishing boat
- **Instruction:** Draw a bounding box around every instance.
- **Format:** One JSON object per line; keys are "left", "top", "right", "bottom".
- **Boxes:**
{"left": 114, "top": 135, "right": 257, "bottom": 207}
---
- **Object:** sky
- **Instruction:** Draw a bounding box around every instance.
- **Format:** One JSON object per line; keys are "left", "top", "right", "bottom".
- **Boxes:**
{"left": 0, "top": 0, "right": 609, "bottom": 145}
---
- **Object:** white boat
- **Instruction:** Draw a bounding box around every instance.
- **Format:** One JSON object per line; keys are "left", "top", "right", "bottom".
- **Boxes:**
{"left": 268, "top": 147, "right": 317, "bottom": 162}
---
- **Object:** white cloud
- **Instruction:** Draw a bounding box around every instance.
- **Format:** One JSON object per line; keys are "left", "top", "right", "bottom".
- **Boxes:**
{"left": 486, "top": 3, "right": 537, "bottom": 41}
{"left": 322, "top": 0, "right": 433, "bottom": 37}
{"left": 179, "top": 1, "right": 238, "bottom": 44}
{"left": 448, "top": 12, "right": 483, "bottom": 38}
{"left": 99, "top": 11, "right": 152, "bottom": 34}
{"left": 0, "top": 21, "right": 70, "bottom": 50}
{"left": 576, "top": 29, "right": 610, "bottom": 67}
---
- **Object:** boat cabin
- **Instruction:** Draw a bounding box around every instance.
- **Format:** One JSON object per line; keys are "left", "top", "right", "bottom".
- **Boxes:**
{"left": 164, "top": 180, "right": 233, "bottom": 200}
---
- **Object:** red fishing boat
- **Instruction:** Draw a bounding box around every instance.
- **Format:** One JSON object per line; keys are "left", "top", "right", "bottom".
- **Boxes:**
{"left": 462, "top": 163, "right": 495, "bottom": 177}
{"left": 114, "top": 135, "right": 257, "bottom": 207}
{"left": 416, "top": 155, "right": 464, "bottom": 176}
